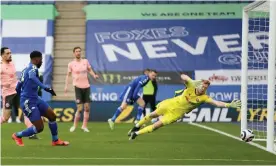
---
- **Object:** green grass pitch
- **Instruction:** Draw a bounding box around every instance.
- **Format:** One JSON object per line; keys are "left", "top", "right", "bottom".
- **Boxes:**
{"left": 1, "top": 122, "right": 276, "bottom": 165}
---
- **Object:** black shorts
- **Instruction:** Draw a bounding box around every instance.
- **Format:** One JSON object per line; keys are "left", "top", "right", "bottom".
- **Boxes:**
{"left": 74, "top": 87, "right": 91, "bottom": 104}
{"left": 3, "top": 93, "right": 20, "bottom": 109}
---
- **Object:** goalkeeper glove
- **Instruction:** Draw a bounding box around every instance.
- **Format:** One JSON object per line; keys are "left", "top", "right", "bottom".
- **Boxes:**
{"left": 226, "top": 99, "right": 241, "bottom": 108}
{"left": 44, "top": 88, "right": 57, "bottom": 96}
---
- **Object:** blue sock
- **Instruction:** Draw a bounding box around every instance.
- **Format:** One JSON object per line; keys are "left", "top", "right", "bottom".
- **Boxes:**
{"left": 136, "top": 106, "right": 144, "bottom": 121}
{"left": 16, "top": 126, "right": 37, "bottom": 138}
{"left": 111, "top": 107, "right": 122, "bottom": 122}
{"left": 48, "top": 121, "right": 58, "bottom": 141}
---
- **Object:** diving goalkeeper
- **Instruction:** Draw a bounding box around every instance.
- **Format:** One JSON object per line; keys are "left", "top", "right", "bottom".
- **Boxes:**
{"left": 128, "top": 74, "right": 241, "bottom": 140}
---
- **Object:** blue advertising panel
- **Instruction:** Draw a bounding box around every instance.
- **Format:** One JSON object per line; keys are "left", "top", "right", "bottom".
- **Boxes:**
{"left": 86, "top": 19, "right": 268, "bottom": 72}
{"left": 85, "top": 4, "right": 268, "bottom": 105}
{"left": 91, "top": 85, "right": 184, "bottom": 102}
{"left": 86, "top": 19, "right": 243, "bottom": 72}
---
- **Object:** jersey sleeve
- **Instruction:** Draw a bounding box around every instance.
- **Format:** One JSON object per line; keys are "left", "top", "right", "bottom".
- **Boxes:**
{"left": 28, "top": 68, "right": 38, "bottom": 77}
{"left": 185, "top": 78, "right": 195, "bottom": 88}
{"left": 131, "top": 76, "right": 148, "bottom": 100}
{"left": 86, "top": 60, "right": 92, "bottom": 70}
{"left": 0, "top": 69, "right": 4, "bottom": 87}
{"left": 203, "top": 95, "right": 213, "bottom": 104}
{"left": 28, "top": 68, "right": 47, "bottom": 89}
{"left": 140, "top": 76, "right": 149, "bottom": 87}
{"left": 67, "top": 63, "right": 72, "bottom": 73}
{"left": 0, "top": 66, "right": 8, "bottom": 87}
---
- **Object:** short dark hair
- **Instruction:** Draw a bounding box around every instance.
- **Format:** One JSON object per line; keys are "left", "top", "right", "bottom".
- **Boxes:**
{"left": 150, "top": 69, "right": 157, "bottom": 74}
{"left": 143, "top": 68, "right": 151, "bottom": 73}
{"left": 202, "top": 79, "right": 211, "bottom": 86}
{"left": 1, "top": 47, "right": 9, "bottom": 56}
{"left": 30, "top": 51, "right": 42, "bottom": 59}
{"left": 73, "top": 47, "right": 81, "bottom": 52}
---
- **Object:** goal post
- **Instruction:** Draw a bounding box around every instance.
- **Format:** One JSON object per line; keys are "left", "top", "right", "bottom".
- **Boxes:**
{"left": 267, "top": 1, "right": 276, "bottom": 153}
{"left": 241, "top": 0, "right": 276, "bottom": 153}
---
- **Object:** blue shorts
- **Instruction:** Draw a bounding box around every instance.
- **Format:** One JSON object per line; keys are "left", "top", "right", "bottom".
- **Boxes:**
{"left": 119, "top": 86, "right": 141, "bottom": 104}
{"left": 20, "top": 97, "right": 49, "bottom": 122}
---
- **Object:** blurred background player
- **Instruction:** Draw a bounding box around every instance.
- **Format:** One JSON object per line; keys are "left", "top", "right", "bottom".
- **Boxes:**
{"left": 1, "top": 47, "right": 21, "bottom": 123}
{"left": 128, "top": 74, "right": 241, "bottom": 140}
{"left": 141, "top": 69, "right": 158, "bottom": 122}
{"left": 12, "top": 50, "right": 69, "bottom": 146}
{"left": 0, "top": 47, "right": 38, "bottom": 139}
{"left": 65, "top": 47, "right": 99, "bottom": 133}
{"left": 7, "top": 108, "right": 21, "bottom": 123}
{"left": 7, "top": 105, "right": 21, "bottom": 123}
{"left": 108, "top": 70, "right": 157, "bottom": 130}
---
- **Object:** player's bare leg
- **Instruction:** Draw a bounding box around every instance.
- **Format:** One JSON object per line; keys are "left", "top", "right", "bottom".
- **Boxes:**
{"left": 44, "top": 107, "right": 69, "bottom": 146}
{"left": 14, "top": 108, "right": 21, "bottom": 123}
{"left": 134, "top": 98, "right": 145, "bottom": 124}
{"left": 129, "top": 118, "right": 164, "bottom": 140}
{"left": 128, "top": 111, "right": 159, "bottom": 136}
{"left": 8, "top": 117, "right": 12, "bottom": 123}
{"left": 70, "top": 104, "right": 83, "bottom": 132}
{"left": 108, "top": 101, "right": 128, "bottom": 130}
{"left": 0, "top": 108, "right": 11, "bottom": 124}
{"left": 16, "top": 108, "right": 23, "bottom": 123}
{"left": 81, "top": 102, "right": 90, "bottom": 132}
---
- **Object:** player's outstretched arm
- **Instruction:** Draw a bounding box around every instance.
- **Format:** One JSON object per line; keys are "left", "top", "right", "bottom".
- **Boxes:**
{"left": 29, "top": 69, "right": 47, "bottom": 89}
{"left": 208, "top": 99, "right": 241, "bottom": 108}
{"left": 180, "top": 74, "right": 192, "bottom": 84}
{"left": 28, "top": 69, "right": 56, "bottom": 96}
{"left": 180, "top": 74, "right": 202, "bottom": 88}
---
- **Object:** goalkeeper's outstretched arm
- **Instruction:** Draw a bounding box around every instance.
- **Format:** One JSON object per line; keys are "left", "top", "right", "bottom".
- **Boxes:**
{"left": 208, "top": 99, "right": 241, "bottom": 108}
{"left": 180, "top": 74, "right": 197, "bottom": 88}
{"left": 180, "top": 74, "right": 203, "bottom": 88}
{"left": 180, "top": 74, "right": 192, "bottom": 84}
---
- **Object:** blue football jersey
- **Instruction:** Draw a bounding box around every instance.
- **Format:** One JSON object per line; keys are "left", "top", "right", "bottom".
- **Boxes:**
{"left": 18, "top": 63, "right": 47, "bottom": 99}
{"left": 129, "top": 75, "right": 149, "bottom": 88}
{"left": 129, "top": 75, "right": 149, "bottom": 99}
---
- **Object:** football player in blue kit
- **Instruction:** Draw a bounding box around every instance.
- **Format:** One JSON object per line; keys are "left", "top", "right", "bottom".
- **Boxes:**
{"left": 108, "top": 70, "right": 157, "bottom": 130}
{"left": 12, "top": 51, "right": 69, "bottom": 146}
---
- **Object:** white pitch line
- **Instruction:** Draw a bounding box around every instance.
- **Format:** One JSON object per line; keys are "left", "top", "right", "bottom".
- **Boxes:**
{"left": 189, "top": 122, "right": 276, "bottom": 155}
{"left": 1, "top": 157, "right": 276, "bottom": 163}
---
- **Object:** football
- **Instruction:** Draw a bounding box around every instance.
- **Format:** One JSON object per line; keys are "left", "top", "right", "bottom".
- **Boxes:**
{"left": 240, "top": 129, "right": 255, "bottom": 142}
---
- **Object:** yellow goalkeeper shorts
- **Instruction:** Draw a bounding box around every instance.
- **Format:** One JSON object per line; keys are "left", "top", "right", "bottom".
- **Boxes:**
{"left": 155, "top": 99, "right": 183, "bottom": 125}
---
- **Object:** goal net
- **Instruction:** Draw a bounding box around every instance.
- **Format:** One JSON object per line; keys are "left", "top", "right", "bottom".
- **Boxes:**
{"left": 241, "top": 1, "right": 276, "bottom": 152}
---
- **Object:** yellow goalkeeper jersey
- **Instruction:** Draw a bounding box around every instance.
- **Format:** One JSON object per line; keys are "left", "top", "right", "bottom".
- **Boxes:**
{"left": 172, "top": 78, "right": 212, "bottom": 114}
